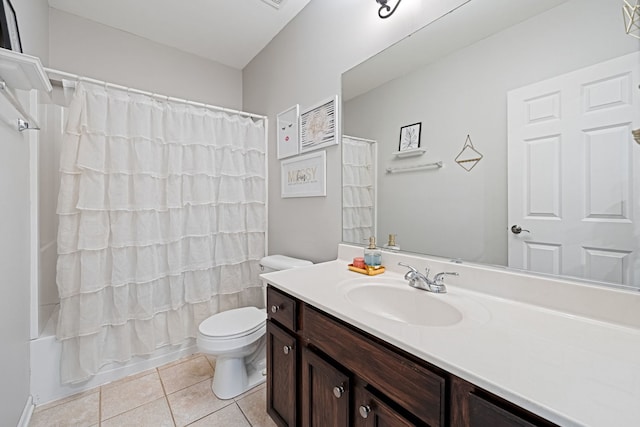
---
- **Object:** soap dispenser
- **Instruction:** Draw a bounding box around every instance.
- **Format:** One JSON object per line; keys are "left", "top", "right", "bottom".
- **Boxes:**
{"left": 364, "top": 237, "right": 382, "bottom": 267}
{"left": 384, "top": 234, "right": 400, "bottom": 251}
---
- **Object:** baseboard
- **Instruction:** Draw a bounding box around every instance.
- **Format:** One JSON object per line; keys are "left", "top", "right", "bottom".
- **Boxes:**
{"left": 17, "top": 395, "right": 34, "bottom": 427}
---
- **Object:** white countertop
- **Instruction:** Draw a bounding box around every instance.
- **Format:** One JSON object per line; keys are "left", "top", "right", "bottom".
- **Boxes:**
{"left": 261, "top": 248, "right": 640, "bottom": 427}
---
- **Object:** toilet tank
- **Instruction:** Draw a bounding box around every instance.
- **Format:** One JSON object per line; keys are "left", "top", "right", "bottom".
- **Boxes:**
{"left": 260, "top": 255, "right": 312, "bottom": 273}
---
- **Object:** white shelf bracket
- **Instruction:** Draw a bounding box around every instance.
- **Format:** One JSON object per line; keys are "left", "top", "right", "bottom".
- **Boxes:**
{"left": 0, "top": 81, "right": 40, "bottom": 131}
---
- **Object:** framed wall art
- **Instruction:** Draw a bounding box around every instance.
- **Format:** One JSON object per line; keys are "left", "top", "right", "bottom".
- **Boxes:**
{"left": 300, "top": 95, "right": 338, "bottom": 153}
{"left": 398, "top": 122, "right": 421, "bottom": 151}
{"left": 0, "top": 0, "right": 22, "bottom": 53}
{"left": 281, "top": 150, "right": 327, "bottom": 198}
{"left": 277, "top": 104, "right": 300, "bottom": 159}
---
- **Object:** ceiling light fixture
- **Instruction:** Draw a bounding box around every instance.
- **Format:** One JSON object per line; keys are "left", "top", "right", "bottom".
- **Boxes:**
{"left": 376, "top": 0, "right": 402, "bottom": 19}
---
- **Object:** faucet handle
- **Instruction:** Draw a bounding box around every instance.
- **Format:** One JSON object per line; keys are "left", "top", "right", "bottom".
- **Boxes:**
{"left": 397, "top": 262, "right": 418, "bottom": 273}
{"left": 433, "top": 272, "right": 459, "bottom": 284}
{"left": 398, "top": 262, "right": 420, "bottom": 281}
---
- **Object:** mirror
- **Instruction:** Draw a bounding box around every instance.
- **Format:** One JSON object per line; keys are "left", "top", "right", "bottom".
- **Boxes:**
{"left": 342, "top": 0, "right": 640, "bottom": 289}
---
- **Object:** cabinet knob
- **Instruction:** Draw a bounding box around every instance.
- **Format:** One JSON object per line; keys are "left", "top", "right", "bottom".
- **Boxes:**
{"left": 282, "top": 345, "right": 292, "bottom": 355}
{"left": 271, "top": 305, "right": 280, "bottom": 313}
{"left": 333, "top": 386, "right": 345, "bottom": 398}
{"left": 359, "top": 405, "right": 372, "bottom": 419}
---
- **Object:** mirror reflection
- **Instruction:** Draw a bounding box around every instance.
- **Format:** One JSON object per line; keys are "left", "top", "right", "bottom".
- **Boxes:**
{"left": 342, "top": 0, "right": 640, "bottom": 289}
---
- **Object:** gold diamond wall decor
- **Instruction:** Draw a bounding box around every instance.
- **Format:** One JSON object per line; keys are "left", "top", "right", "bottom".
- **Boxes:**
{"left": 455, "top": 135, "right": 483, "bottom": 172}
{"left": 623, "top": 0, "right": 640, "bottom": 39}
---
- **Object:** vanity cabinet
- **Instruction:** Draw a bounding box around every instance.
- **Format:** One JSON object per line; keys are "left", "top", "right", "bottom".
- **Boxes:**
{"left": 266, "top": 286, "right": 557, "bottom": 427}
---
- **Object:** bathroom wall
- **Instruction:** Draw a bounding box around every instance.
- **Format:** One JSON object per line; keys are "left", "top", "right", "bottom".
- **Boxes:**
{"left": 0, "top": 0, "right": 49, "bottom": 423}
{"left": 243, "top": 0, "right": 469, "bottom": 263}
{"left": 48, "top": 8, "right": 243, "bottom": 109}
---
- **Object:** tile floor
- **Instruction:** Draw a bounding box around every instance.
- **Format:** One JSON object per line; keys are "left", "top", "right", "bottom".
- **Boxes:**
{"left": 29, "top": 353, "right": 277, "bottom": 427}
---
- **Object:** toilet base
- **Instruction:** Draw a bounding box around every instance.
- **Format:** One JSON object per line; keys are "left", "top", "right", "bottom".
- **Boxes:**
{"left": 211, "top": 356, "right": 267, "bottom": 399}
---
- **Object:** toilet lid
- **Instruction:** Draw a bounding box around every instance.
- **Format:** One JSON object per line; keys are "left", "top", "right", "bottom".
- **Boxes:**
{"left": 199, "top": 307, "right": 266, "bottom": 339}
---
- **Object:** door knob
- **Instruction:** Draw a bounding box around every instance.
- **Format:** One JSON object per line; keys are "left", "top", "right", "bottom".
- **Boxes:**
{"left": 271, "top": 305, "right": 280, "bottom": 313}
{"left": 359, "top": 405, "right": 372, "bottom": 419}
{"left": 283, "top": 345, "right": 292, "bottom": 355}
{"left": 333, "top": 385, "right": 345, "bottom": 398}
{"left": 511, "top": 225, "right": 530, "bottom": 235}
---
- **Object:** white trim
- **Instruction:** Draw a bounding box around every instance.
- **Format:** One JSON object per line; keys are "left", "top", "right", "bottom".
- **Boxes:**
{"left": 264, "top": 119, "right": 269, "bottom": 256}
{"left": 17, "top": 395, "right": 34, "bottom": 427}
{"left": 28, "top": 89, "right": 40, "bottom": 339}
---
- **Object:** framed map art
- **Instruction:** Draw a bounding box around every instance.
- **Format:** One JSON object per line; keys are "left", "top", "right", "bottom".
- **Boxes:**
{"left": 300, "top": 95, "right": 339, "bottom": 153}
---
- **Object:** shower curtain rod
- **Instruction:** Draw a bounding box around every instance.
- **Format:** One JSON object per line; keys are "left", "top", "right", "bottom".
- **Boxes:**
{"left": 343, "top": 135, "right": 377, "bottom": 144}
{"left": 44, "top": 67, "right": 267, "bottom": 121}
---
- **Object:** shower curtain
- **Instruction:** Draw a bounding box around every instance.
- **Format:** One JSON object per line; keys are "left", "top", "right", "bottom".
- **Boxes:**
{"left": 342, "top": 136, "right": 376, "bottom": 243}
{"left": 56, "top": 81, "right": 267, "bottom": 384}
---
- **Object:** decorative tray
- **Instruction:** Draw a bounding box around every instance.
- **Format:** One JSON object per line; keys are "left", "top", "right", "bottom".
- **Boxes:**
{"left": 347, "top": 264, "right": 386, "bottom": 276}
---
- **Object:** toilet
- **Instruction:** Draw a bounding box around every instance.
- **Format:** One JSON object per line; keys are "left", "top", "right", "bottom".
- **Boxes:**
{"left": 197, "top": 255, "right": 312, "bottom": 399}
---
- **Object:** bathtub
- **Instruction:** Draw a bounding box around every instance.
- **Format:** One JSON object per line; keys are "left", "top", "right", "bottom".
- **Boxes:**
{"left": 30, "top": 305, "right": 198, "bottom": 405}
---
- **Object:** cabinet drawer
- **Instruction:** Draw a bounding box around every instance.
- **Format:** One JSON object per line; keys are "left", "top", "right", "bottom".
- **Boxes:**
{"left": 267, "top": 286, "right": 298, "bottom": 331}
{"left": 303, "top": 306, "right": 445, "bottom": 426}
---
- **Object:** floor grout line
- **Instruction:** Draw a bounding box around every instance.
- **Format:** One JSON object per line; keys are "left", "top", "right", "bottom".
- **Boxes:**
{"left": 158, "top": 367, "right": 178, "bottom": 427}
{"left": 237, "top": 400, "right": 254, "bottom": 427}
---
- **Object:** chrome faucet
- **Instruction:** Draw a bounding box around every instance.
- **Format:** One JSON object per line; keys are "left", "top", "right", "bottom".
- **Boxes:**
{"left": 398, "top": 262, "right": 459, "bottom": 294}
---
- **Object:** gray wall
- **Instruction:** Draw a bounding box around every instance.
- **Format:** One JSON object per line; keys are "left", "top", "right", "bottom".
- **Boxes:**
{"left": 0, "top": 0, "right": 49, "bottom": 423}
{"left": 243, "top": 0, "right": 468, "bottom": 263}
{"left": 49, "top": 8, "right": 243, "bottom": 109}
{"left": 344, "top": 0, "right": 639, "bottom": 265}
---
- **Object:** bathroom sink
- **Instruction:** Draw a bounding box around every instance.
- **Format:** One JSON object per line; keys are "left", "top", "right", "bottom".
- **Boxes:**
{"left": 343, "top": 278, "right": 463, "bottom": 327}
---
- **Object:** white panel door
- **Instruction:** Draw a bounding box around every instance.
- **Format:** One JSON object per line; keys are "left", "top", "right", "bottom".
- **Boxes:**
{"left": 508, "top": 52, "right": 640, "bottom": 287}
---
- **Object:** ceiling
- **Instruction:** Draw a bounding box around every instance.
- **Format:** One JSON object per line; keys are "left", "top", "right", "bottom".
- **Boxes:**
{"left": 47, "top": 0, "right": 311, "bottom": 70}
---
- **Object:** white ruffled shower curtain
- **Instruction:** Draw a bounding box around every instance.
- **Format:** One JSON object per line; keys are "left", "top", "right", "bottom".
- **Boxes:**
{"left": 342, "top": 136, "right": 376, "bottom": 243}
{"left": 56, "top": 81, "right": 266, "bottom": 384}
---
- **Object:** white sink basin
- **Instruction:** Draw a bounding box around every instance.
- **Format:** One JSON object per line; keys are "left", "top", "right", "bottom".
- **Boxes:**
{"left": 343, "top": 278, "right": 464, "bottom": 327}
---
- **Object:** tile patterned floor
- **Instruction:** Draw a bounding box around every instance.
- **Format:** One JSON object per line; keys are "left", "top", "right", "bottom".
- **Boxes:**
{"left": 29, "top": 354, "right": 277, "bottom": 427}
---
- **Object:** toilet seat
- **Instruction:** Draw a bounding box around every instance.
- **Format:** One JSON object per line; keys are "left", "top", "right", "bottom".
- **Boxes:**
{"left": 199, "top": 307, "right": 267, "bottom": 340}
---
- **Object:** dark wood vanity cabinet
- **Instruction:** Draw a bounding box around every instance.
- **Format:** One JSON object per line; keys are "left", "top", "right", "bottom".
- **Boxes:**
{"left": 266, "top": 286, "right": 557, "bottom": 427}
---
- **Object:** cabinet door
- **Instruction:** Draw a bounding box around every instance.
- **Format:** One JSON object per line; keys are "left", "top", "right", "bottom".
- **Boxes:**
{"left": 354, "top": 386, "right": 416, "bottom": 427}
{"left": 301, "top": 347, "right": 350, "bottom": 427}
{"left": 267, "top": 320, "right": 297, "bottom": 427}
